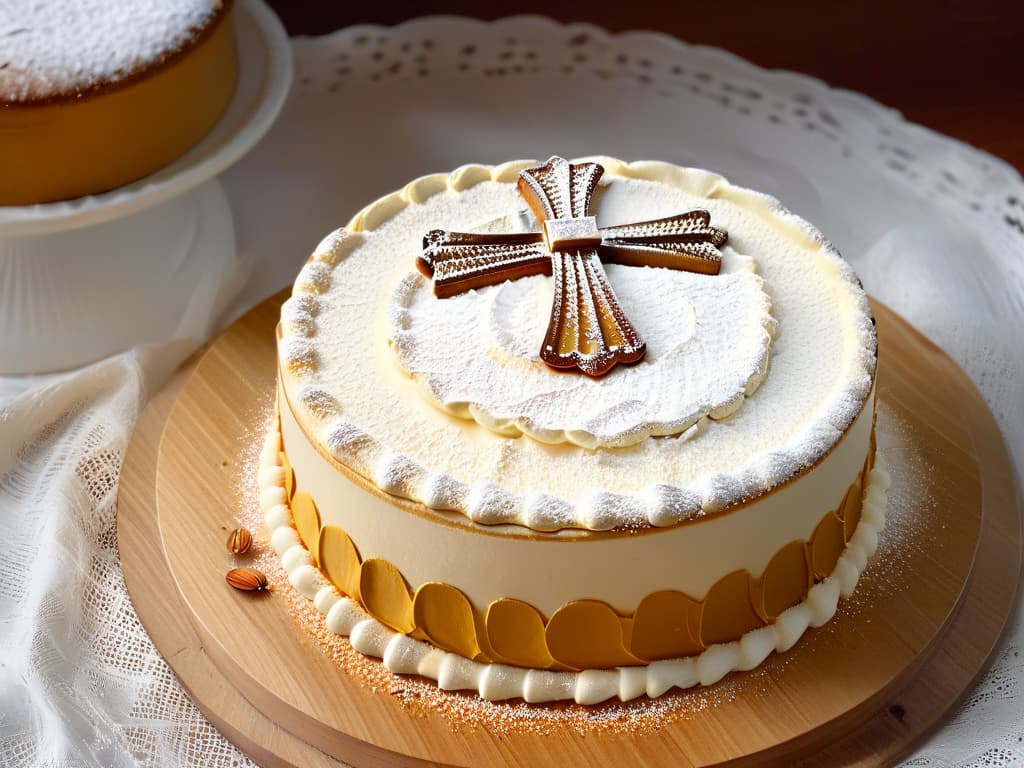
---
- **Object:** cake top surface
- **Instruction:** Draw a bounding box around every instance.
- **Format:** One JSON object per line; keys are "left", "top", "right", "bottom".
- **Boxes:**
{"left": 389, "top": 160, "right": 777, "bottom": 449}
{"left": 278, "top": 158, "right": 876, "bottom": 533}
{"left": 0, "top": 0, "right": 223, "bottom": 103}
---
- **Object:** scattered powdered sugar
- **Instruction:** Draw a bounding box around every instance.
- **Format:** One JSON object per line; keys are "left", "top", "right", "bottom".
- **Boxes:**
{"left": 264, "top": 535, "right": 755, "bottom": 737}
{"left": 865, "top": 401, "right": 940, "bottom": 596}
{"left": 231, "top": 402, "right": 916, "bottom": 740}
{"left": 244, "top": 408, "right": 891, "bottom": 715}
{"left": 226, "top": 396, "right": 940, "bottom": 742}
{"left": 0, "top": 0, "right": 223, "bottom": 102}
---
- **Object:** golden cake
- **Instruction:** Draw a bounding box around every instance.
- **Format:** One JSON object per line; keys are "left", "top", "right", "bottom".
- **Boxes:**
{"left": 0, "top": 0, "right": 237, "bottom": 205}
{"left": 259, "top": 156, "right": 890, "bottom": 704}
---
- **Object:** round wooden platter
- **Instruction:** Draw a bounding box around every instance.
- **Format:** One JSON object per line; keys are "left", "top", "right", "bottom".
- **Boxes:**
{"left": 118, "top": 290, "right": 1022, "bottom": 768}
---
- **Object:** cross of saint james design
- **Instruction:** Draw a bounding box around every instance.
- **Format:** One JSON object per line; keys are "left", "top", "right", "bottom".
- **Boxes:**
{"left": 417, "top": 156, "right": 728, "bottom": 377}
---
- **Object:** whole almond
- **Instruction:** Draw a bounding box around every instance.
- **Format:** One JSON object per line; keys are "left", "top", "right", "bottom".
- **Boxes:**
{"left": 226, "top": 527, "right": 253, "bottom": 555}
{"left": 226, "top": 567, "right": 268, "bottom": 592}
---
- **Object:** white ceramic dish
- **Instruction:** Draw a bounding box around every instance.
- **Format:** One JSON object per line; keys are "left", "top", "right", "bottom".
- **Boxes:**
{"left": 0, "top": 0, "right": 292, "bottom": 374}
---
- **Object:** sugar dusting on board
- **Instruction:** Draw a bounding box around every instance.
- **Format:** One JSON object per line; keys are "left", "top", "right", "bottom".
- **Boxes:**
{"left": 262, "top": 539, "right": 757, "bottom": 736}
{"left": 226, "top": 395, "right": 979, "bottom": 746}
{"left": 859, "top": 401, "right": 938, "bottom": 600}
{"left": 229, "top": 408, "right": 908, "bottom": 736}
{"left": 231, "top": 406, "right": 757, "bottom": 734}
{"left": 271, "top": 552, "right": 758, "bottom": 736}
{"left": 0, "top": 0, "right": 223, "bottom": 102}
{"left": 792, "top": 402, "right": 926, "bottom": 656}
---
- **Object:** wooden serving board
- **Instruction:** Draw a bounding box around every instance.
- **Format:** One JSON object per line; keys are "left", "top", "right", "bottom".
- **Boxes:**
{"left": 118, "top": 291, "right": 1022, "bottom": 768}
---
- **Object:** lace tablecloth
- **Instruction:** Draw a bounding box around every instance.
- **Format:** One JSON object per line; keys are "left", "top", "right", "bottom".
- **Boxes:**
{"left": 1, "top": 18, "right": 1022, "bottom": 767}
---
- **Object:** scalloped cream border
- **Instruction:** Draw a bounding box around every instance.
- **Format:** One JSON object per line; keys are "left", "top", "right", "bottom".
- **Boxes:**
{"left": 259, "top": 413, "right": 891, "bottom": 705}
{"left": 278, "top": 156, "right": 878, "bottom": 532}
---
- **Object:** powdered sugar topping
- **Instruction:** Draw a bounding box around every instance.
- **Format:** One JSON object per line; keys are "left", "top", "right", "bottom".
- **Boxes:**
{"left": 389, "top": 225, "right": 776, "bottom": 447}
{"left": 278, "top": 158, "right": 877, "bottom": 532}
{"left": 0, "top": 0, "right": 223, "bottom": 102}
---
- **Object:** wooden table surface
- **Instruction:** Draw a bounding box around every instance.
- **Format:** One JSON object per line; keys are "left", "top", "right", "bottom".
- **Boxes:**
{"left": 267, "top": 1, "right": 1024, "bottom": 175}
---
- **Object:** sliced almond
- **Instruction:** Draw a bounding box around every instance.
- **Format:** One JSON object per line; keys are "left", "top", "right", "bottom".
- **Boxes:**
{"left": 226, "top": 567, "right": 268, "bottom": 592}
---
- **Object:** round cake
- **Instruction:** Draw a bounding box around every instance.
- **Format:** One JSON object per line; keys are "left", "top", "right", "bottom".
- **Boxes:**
{"left": 259, "top": 156, "right": 891, "bottom": 704}
{"left": 0, "top": 0, "right": 237, "bottom": 205}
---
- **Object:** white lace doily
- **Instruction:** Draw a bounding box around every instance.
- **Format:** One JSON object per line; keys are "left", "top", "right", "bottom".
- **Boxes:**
{"left": 2, "top": 15, "right": 1021, "bottom": 768}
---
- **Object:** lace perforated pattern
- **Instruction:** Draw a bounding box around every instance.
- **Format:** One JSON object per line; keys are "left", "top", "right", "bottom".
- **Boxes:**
{"left": 0, "top": 351, "right": 259, "bottom": 768}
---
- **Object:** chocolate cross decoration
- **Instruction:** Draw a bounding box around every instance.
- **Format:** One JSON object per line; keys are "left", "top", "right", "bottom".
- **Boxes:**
{"left": 417, "top": 156, "right": 728, "bottom": 376}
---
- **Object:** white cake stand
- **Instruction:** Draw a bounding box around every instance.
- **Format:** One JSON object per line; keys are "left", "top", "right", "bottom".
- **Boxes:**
{"left": 0, "top": 0, "right": 292, "bottom": 374}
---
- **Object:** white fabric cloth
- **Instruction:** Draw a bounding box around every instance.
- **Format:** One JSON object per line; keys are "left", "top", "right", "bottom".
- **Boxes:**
{"left": 0, "top": 341, "right": 249, "bottom": 767}
{"left": 2, "top": 20, "right": 1023, "bottom": 767}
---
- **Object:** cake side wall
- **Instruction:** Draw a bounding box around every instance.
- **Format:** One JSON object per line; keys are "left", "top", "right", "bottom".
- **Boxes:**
{"left": 279, "top": 377, "right": 875, "bottom": 614}
{"left": 261, "top": 404, "right": 892, "bottom": 702}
